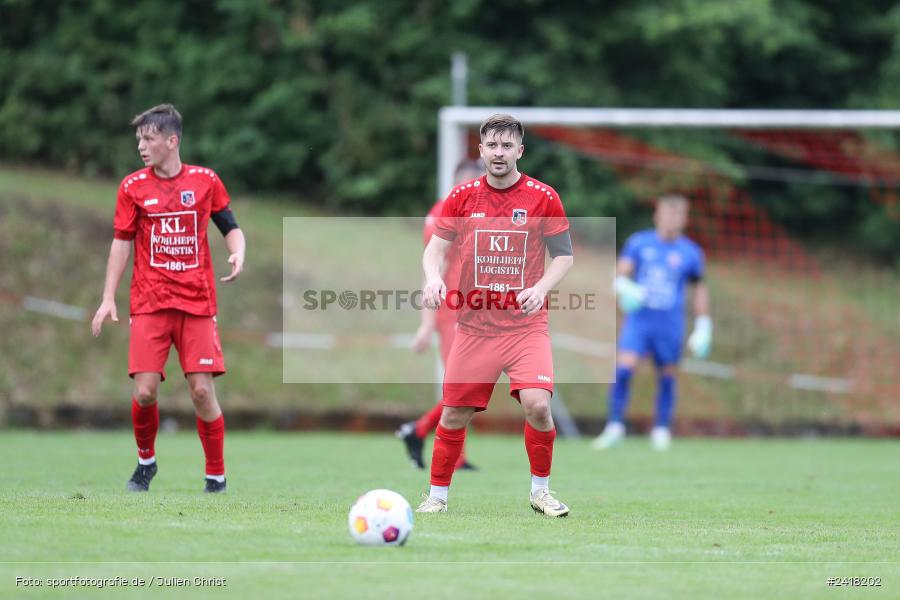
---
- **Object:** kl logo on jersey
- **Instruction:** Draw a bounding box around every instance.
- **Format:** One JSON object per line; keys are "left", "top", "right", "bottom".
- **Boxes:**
{"left": 180, "top": 190, "right": 196, "bottom": 207}
{"left": 512, "top": 209, "right": 527, "bottom": 225}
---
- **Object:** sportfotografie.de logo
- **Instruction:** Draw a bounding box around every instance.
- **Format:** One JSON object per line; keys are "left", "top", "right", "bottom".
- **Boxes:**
{"left": 300, "top": 289, "right": 597, "bottom": 312}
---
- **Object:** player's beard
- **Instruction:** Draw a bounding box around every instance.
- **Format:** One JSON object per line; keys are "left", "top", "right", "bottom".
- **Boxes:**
{"left": 490, "top": 160, "right": 512, "bottom": 177}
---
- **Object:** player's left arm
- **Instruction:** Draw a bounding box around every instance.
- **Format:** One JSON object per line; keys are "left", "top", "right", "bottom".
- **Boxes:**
{"left": 209, "top": 174, "right": 246, "bottom": 283}
{"left": 517, "top": 230, "right": 573, "bottom": 316}
{"left": 210, "top": 207, "right": 245, "bottom": 282}
{"left": 692, "top": 280, "right": 710, "bottom": 318}
{"left": 686, "top": 247, "right": 712, "bottom": 358}
{"left": 220, "top": 226, "right": 246, "bottom": 282}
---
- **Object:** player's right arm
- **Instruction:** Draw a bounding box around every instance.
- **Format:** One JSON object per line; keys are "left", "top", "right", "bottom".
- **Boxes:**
{"left": 422, "top": 234, "right": 451, "bottom": 309}
{"left": 410, "top": 279, "right": 438, "bottom": 353}
{"left": 93, "top": 177, "right": 138, "bottom": 337}
{"left": 616, "top": 256, "right": 634, "bottom": 277}
{"left": 412, "top": 207, "right": 450, "bottom": 351}
{"left": 686, "top": 246, "right": 712, "bottom": 358}
{"left": 613, "top": 254, "right": 646, "bottom": 314}
{"left": 91, "top": 239, "right": 132, "bottom": 336}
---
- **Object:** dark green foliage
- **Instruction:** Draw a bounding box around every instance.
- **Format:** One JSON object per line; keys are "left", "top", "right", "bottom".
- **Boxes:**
{"left": 1, "top": 0, "right": 899, "bottom": 257}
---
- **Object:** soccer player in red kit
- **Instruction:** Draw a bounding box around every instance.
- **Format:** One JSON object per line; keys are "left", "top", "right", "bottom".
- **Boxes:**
{"left": 91, "top": 104, "right": 246, "bottom": 493}
{"left": 396, "top": 159, "right": 484, "bottom": 471}
{"left": 417, "top": 114, "right": 574, "bottom": 516}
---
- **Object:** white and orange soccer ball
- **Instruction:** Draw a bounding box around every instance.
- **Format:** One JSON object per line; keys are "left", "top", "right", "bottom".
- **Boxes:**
{"left": 347, "top": 489, "right": 413, "bottom": 546}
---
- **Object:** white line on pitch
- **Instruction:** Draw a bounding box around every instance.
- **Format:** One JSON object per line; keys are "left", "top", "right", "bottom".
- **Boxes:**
{"left": 788, "top": 374, "right": 853, "bottom": 394}
{"left": 682, "top": 359, "right": 736, "bottom": 380}
{"left": 268, "top": 332, "right": 335, "bottom": 349}
{"left": 552, "top": 332, "right": 615, "bottom": 357}
{"left": 22, "top": 296, "right": 86, "bottom": 321}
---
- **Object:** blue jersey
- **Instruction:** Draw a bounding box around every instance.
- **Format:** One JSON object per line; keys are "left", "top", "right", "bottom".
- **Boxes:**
{"left": 621, "top": 229, "right": 705, "bottom": 331}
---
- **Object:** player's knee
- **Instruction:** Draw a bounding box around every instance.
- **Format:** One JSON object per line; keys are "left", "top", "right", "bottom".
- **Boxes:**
{"left": 439, "top": 407, "right": 472, "bottom": 429}
{"left": 134, "top": 386, "right": 158, "bottom": 406}
{"left": 530, "top": 403, "right": 552, "bottom": 423}
{"left": 520, "top": 391, "right": 551, "bottom": 420}
{"left": 188, "top": 379, "right": 214, "bottom": 406}
{"left": 617, "top": 352, "right": 639, "bottom": 369}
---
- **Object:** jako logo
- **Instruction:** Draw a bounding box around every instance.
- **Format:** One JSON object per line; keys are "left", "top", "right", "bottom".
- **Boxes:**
{"left": 470, "top": 212, "right": 485, "bottom": 217}
{"left": 199, "top": 358, "right": 214, "bottom": 365}
{"left": 144, "top": 198, "right": 158, "bottom": 207}
{"left": 537, "top": 374, "right": 552, "bottom": 383}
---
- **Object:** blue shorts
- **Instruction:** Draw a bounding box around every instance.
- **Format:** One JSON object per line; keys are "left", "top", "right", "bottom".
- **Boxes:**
{"left": 618, "top": 317, "right": 683, "bottom": 367}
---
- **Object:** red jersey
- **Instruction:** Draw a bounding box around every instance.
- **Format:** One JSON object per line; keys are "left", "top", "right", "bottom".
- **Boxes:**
{"left": 435, "top": 173, "right": 569, "bottom": 336}
{"left": 113, "top": 164, "right": 231, "bottom": 317}
{"left": 424, "top": 200, "right": 461, "bottom": 326}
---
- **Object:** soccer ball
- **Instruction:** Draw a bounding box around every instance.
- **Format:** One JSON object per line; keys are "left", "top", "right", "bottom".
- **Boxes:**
{"left": 347, "top": 489, "right": 413, "bottom": 546}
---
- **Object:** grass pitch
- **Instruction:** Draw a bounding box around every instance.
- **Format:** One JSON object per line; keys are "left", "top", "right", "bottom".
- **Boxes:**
{"left": 1, "top": 431, "right": 898, "bottom": 599}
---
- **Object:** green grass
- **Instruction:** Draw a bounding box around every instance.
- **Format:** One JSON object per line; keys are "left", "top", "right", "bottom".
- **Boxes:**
{"left": 1, "top": 431, "right": 898, "bottom": 599}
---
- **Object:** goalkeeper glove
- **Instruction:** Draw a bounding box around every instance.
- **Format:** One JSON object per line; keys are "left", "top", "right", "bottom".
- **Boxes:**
{"left": 687, "top": 315, "right": 713, "bottom": 359}
{"left": 614, "top": 275, "right": 646, "bottom": 314}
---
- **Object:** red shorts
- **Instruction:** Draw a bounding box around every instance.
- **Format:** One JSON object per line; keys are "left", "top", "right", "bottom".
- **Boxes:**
{"left": 436, "top": 317, "right": 457, "bottom": 365}
{"left": 129, "top": 309, "right": 225, "bottom": 380}
{"left": 442, "top": 329, "right": 554, "bottom": 411}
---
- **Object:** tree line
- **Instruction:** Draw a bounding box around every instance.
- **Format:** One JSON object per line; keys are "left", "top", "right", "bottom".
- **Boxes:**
{"left": 2, "top": 0, "right": 898, "bottom": 259}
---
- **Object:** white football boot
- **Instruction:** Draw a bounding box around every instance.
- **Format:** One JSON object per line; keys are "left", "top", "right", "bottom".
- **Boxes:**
{"left": 591, "top": 421, "right": 625, "bottom": 450}
{"left": 530, "top": 488, "right": 570, "bottom": 517}
{"left": 415, "top": 495, "right": 448, "bottom": 513}
{"left": 650, "top": 426, "right": 672, "bottom": 451}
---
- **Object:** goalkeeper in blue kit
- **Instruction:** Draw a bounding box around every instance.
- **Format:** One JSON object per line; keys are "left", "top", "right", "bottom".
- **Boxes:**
{"left": 594, "top": 194, "right": 711, "bottom": 451}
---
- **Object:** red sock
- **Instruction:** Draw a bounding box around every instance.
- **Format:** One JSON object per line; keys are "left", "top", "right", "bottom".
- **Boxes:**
{"left": 430, "top": 424, "right": 466, "bottom": 486}
{"left": 132, "top": 398, "right": 159, "bottom": 461}
{"left": 454, "top": 445, "right": 469, "bottom": 469}
{"left": 415, "top": 402, "right": 444, "bottom": 438}
{"left": 524, "top": 421, "right": 556, "bottom": 477}
{"left": 196, "top": 414, "right": 225, "bottom": 476}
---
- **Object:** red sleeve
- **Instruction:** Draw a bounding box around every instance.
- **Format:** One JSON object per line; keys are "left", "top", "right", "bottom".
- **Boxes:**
{"left": 113, "top": 180, "right": 137, "bottom": 240}
{"left": 542, "top": 187, "right": 569, "bottom": 237}
{"left": 210, "top": 172, "right": 231, "bottom": 213}
{"left": 434, "top": 191, "right": 460, "bottom": 242}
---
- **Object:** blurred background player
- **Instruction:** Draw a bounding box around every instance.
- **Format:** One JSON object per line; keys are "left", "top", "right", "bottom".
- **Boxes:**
{"left": 91, "top": 104, "right": 246, "bottom": 492}
{"left": 593, "top": 194, "right": 711, "bottom": 451}
{"left": 416, "top": 114, "right": 574, "bottom": 516}
{"left": 396, "top": 159, "right": 485, "bottom": 471}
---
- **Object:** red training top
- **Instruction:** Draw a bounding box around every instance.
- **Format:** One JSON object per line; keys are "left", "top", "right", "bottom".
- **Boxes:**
{"left": 113, "top": 164, "right": 231, "bottom": 316}
{"left": 434, "top": 173, "right": 569, "bottom": 336}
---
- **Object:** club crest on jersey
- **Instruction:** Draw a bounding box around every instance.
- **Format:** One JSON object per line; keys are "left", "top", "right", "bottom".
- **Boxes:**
{"left": 512, "top": 209, "right": 527, "bottom": 226}
{"left": 180, "top": 191, "right": 196, "bottom": 207}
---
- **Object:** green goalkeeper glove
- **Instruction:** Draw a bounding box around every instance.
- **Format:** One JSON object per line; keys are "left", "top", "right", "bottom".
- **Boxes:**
{"left": 687, "top": 315, "right": 713, "bottom": 359}
{"left": 614, "top": 275, "right": 646, "bottom": 314}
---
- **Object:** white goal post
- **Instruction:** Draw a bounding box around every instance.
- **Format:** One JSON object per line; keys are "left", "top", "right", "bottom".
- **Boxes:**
{"left": 437, "top": 106, "right": 900, "bottom": 198}
{"left": 436, "top": 106, "right": 900, "bottom": 434}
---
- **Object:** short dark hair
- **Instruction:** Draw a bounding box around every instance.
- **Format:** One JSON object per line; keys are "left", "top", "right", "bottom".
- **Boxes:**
{"left": 479, "top": 113, "right": 524, "bottom": 142}
{"left": 131, "top": 104, "right": 182, "bottom": 140}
